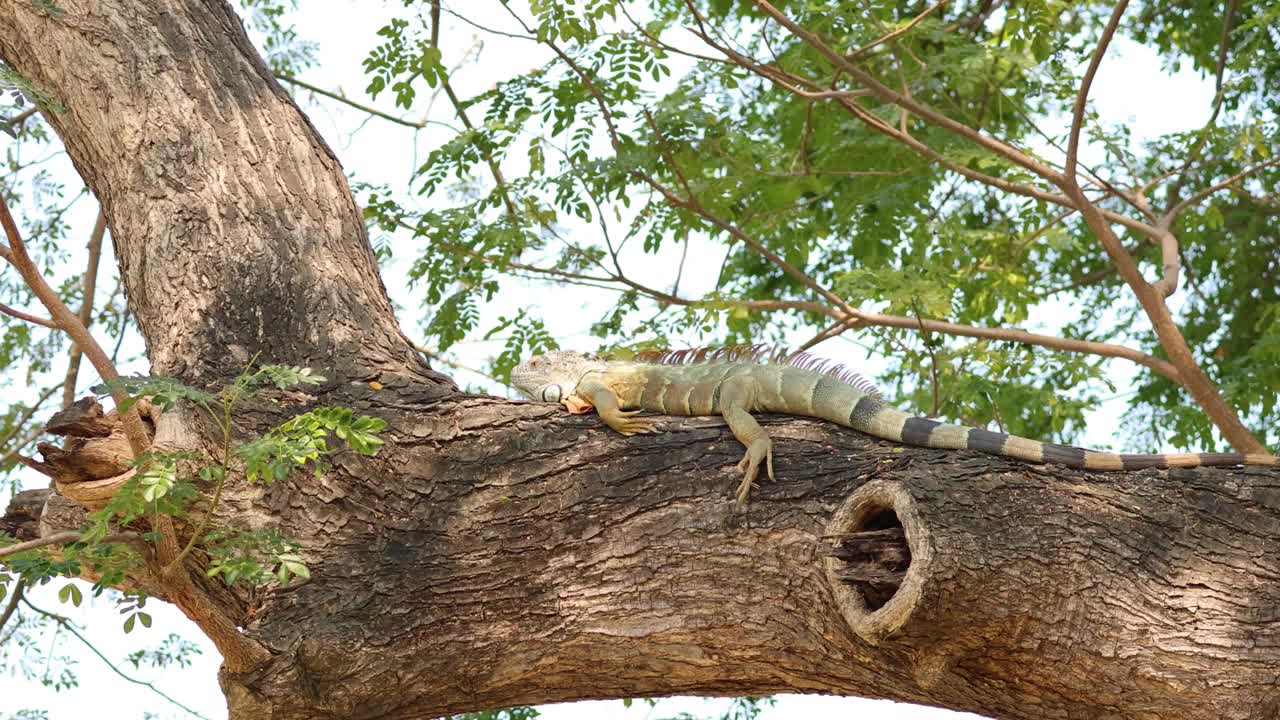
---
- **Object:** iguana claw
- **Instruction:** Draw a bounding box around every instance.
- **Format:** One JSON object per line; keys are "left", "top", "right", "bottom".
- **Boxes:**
{"left": 734, "top": 437, "right": 774, "bottom": 505}
{"left": 605, "top": 408, "right": 658, "bottom": 436}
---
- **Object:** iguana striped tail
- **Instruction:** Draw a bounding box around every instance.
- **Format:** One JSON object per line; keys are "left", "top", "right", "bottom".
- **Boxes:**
{"left": 846, "top": 399, "right": 1277, "bottom": 471}
{"left": 634, "top": 346, "right": 1278, "bottom": 472}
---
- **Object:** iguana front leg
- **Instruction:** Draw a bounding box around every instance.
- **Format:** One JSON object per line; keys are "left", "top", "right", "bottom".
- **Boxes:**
{"left": 576, "top": 379, "right": 658, "bottom": 436}
{"left": 718, "top": 376, "right": 774, "bottom": 505}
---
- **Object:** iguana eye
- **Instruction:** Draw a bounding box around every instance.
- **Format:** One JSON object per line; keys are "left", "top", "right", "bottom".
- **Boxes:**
{"left": 541, "top": 385, "right": 562, "bottom": 402}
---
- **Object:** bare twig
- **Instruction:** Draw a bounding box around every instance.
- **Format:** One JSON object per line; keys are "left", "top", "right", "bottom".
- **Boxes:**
{"left": 275, "top": 74, "right": 454, "bottom": 131}
{"left": 796, "top": 318, "right": 862, "bottom": 352}
{"left": 0, "top": 581, "right": 21, "bottom": 634}
{"left": 0, "top": 107, "right": 39, "bottom": 136}
{"left": 750, "top": 0, "right": 1062, "bottom": 183}
{"left": 426, "top": 2, "right": 521, "bottom": 218}
{"left": 1163, "top": 157, "right": 1280, "bottom": 223}
{"left": 0, "top": 426, "right": 45, "bottom": 469}
{"left": 846, "top": 0, "right": 950, "bottom": 62}
{"left": 1146, "top": 156, "right": 1280, "bottom": 298}
{"left": 0, "top": 202, "right": 148, "bottom": 457}
{"left": 910, "top": 299, "right": 942, "bottom": 417}
{"left": 0, "top": 197, "right": 272, "bottom": 670}
{"left": 21, "top": 597, "right": 211, "bottom": 720}
{"left": 416, "top": 345, "right": 509, "bottom": 389}
{"left": 0, "top": 381, "right": 62, "bottom": 447}
{"left": 1065, "top": 0, "right": 1128, "bottom": 187}
{"left": 689, "top": 22, "right": 1163, "bottom": 240}
{"left": 1163, "top": 0, "right": 1239, "bottom": 206}
{"left": 62, "top": 208, "right": 106, "bottom": 408}
{"left": 0, "top": 301, "right": 57, "bottom": 328}
{"left": 644, "top": 290, "right": 1183, "bottom": 383}
{"left": 0, "top": 530, "right": 143, "bottom": 560}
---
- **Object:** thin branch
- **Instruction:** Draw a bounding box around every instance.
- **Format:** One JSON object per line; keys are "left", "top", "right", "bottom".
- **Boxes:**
{"left": 0, "top": 201, "right": 148, "bottom": 458}
{"left": 0, "top": 196, "right": 273, "bottom": 666}
{"left": 796, "top": 318, "right": 857, "bottom": 352}
{"left": 846, "top": 0, "right": 950, "bottom": 62}
{"left": 416, "top": 345, "right": 509, "bottom": 389}
{"left": 749, "top": 0, "right": 1063, "bottom": 184}
{"left": 21, "top": 597, "right": 211, "bottom": 720}
{"left": 0, "top": 581, "right": 21, "bottom": 634}
{"left": 0, "top": 531, "right": 142, "bottom": 560}
{"left": 618, "top": 4, "right": 735, "bottom": 66}
{"left": 275, "top": 74, "right": 454, "bottom": 131}
{"left": 1065, "top": 0, "right": 1128, "bottom": 187}
{"left": 1064, "top": 173, "right": 1267, "bottom": 453}
{"left": 688, "top": 23, "right": 1163, "bottom": 240}
{"left": 0, "top": 426, "right": 45, "bottom": 469}
{"left": 647, "top": 289, "right": 1183, "bottom": 383}
{"left": 911, "top": 299, "right": 943, "bottom": 417}
{"left": 395, "top": 217, "right": 615, "bottom": 285}
{"left": 1147, "top": 156, "right": 1280, "bottom": 298}
{"left": 1163, "top": 0, "right": 1239, "bottom": 206}
{"left": 856, "top": 307, "right": 1182, "bottom": 383}
{"left": 0, "top": 381, "right": 62, "bottom": 448}
{"left": 0, "top": 301, "right": 57, "bottom": 328}
{"left": 423, "top": 3, "right": 522, "bottom": 218}
{"left": 62, "top": 208, "right": 106, "bottom": 409}
{"left": 1162, "top": 156, "right": 1280, "bottom": 223}
{"left": 0, "top": 107, "right": 39, "bottom": 136}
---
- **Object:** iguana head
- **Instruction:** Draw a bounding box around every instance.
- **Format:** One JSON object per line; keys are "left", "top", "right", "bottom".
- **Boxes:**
{"left": 511, "top": 351, "right": 607, "bottom": 403}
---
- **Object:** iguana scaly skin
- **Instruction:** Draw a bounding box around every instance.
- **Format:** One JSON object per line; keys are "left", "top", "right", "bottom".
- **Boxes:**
{"left": 511, "top": 348, "right": 1278, "bottom": 504}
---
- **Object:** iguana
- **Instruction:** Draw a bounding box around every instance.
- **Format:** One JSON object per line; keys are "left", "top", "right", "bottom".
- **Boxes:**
{"left": 511, "top": 347, "right": 1278, "bottom": 504}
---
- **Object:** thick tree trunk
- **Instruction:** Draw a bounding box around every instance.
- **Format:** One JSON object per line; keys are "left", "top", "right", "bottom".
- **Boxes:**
{"left": 0, "top": 0, "right": 440, "bottom": 382}
{"left": 4, "top": 3, "right": 1280, "bottom": 720}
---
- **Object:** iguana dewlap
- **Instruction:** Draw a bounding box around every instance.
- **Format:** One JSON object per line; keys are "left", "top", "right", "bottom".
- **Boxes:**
{"left": 511, "top": 348, "right": 1277, "bottom": 504}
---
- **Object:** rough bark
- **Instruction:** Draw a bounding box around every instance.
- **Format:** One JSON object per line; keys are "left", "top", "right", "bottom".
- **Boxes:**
{"left": 3, "top": 3, "right": 1280, "bottom": 720}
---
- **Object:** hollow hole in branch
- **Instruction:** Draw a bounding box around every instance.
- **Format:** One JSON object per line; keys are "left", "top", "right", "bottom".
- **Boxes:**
{"left": 828, "top": 506, "right": 910, "bottom": 611}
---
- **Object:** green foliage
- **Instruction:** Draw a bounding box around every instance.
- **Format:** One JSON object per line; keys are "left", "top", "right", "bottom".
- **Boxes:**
{"left": 3, "top": 361, "right": 390, "bottom": 631}
{"left": 118, "top": 592, "right": 151, "bottom": 634}
{"left": 485, "top": 311, "right": 559, "bottom": 383}
{"left": 125, "top": 633, "right": 203, "bottom": 670}
{"left": 204, "top": 527, "right": 308, "bottom": 587}
{"left": 447, "top": 708, "right": 540, "bottom": 720}
{"left": 238, "top": 405, "right": 387, "bottom": 482}
{"left": 363, "top": 18, "right": 445, "bottom": 108}
{"left": 238, "top": 0, "right": 318, "bottom": 75}
{"left": 0, "top": 62, "right": 63, "bottom": 113}
{"left": 349, "top": 0, "right": 1278, "bottom": 453}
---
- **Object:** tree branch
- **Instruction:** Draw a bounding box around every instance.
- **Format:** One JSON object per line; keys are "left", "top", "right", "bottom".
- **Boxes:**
{"left": 0, "top": 106, "right": 38, "bottom": 136}
{"left": 0, "top": 196, "right": 272, "bottom": 671}
{"left": 0, "top": 204, "right": 148, "bottom": 457}
{"left": 1162, "top": 156, "right": 1280, "bottom": 224}
{"left": 0, "top": 300, "right": 56, "bottom": 328}
{"left": 0, "top": 530, "right": 143, "bottom": 560}
{"left": 276, "top": 74, "right": 446, "bottom": 130}
{"left": 688, "top": 24, "right": 1163, "bottom": 240}
{"left": 1162, "top": 0, "right": 1239, "bottom": 207}
{"left": 21, "top": 597, "right": 211, "bottom": 720}
{"left": 61, "top": 207, "right": 106, "bottom": 408}
{"left": 750, "top": 0, "right": 1063, "bottom": 184}
{"left": 1066, "top": 0, "right": 1128, "bottom": 188}
{"left": 0, "top": 580, "right": 20, "bottom": 633}
{"left": 846, "top": 0, "right": 950, "bottom": 63}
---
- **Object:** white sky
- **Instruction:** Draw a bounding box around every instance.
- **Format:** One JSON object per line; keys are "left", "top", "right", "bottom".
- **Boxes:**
{"left": 3, "top": 1, "right": 1219, "bottom": 718}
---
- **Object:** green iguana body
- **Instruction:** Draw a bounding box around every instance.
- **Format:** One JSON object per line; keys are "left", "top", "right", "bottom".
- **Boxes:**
{"left": 511, "top": 348, "right": 1277, "bottom": 504}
